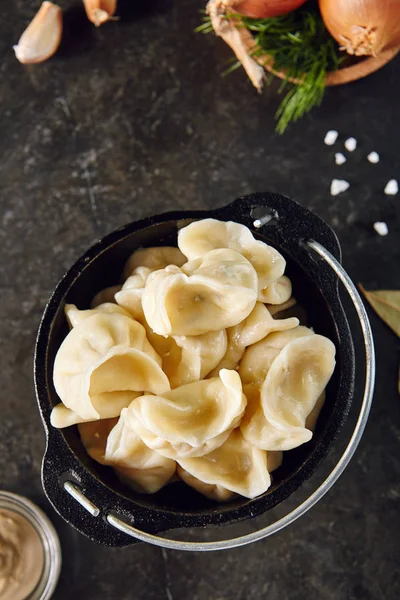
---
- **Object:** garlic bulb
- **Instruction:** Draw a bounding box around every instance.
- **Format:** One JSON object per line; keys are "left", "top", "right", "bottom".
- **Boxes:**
{"left": 13, "top": 2, "right": 62, "bottom": 64}
{"left": 319, "top": 0, "right": 400, "bottom": 56}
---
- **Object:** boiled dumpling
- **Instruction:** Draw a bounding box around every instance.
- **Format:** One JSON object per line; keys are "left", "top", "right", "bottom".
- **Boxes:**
{"left": 259, "top": 275, "right": 292, "bottom": 305}
{"left": 209, "top": 302, "right": 299, "bottom": 376}
{"left": 104, "top": 409, "right": 176, "bottom": 493}
{"left": 114, "top": 265, "right": 228, "bottom": 387}
{"left": 78, "top": 417, "right": 118, "bottom": 463}
{"left": 51, "top": 391, "right": 141, "bottom": 428}
{"left": 113, "top": 269, "right": 175, "bottom": 358}
{"left": 91, "top": 285, "right": 121, "bottom": 308}
{"left": 177, "top": 429, "right": 271, "bottom": 499}
{"left": 178, "top": 218, "right": 285, "bottom": 300}
{"left": 239, "top": 326, "right": 314, "bottom": 386}
{"left": 266, "top": 296, "right": 297, "bottom": 317}
{"left": 241, "top": 335, "right": 336, "bottom": 451}
{"left": 78, "top": 413, "right": 176, "bottom": 494}
{"left": 115, "top": 269, "right": 226, "bottom": 386}
{"left": 177, "top": 466, "right": 236, "bottom": 502}
{"left": 177, "top": 446, "right": 283, "bottom": 501}
{"left": 164, "top": 330, "right": 227, "bottom": 388}
{"left": 52, "top": 313, "right": 169, "bottom": 422}
{"left": 115, "top": 267, "right": 152, "bottom": 322}
{"left": 267, "top": 450, "right": 283, "bottom": 473}
{"left": 126, "top": 370, "right": 247, "bottom": 459}
{"left": 142, "top": 249, "right": 258, "bottom": 336}
{"left": 123, "top": 246, "right": 186, "bottom": 279}
{"left": 241, "top": 383, "right": 323, "bottom": 451}
{"left": 141, "top": 327, "right": 227, "bottom": 389}
{"left": 306, "top": 391, "right": 325, "bottom": 432}
{"left": 65, "top": 303, "right": 132, "bottom": 329}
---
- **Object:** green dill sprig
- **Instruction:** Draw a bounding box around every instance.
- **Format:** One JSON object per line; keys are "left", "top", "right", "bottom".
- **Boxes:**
{"left": 198, "top": 7, "right": 343, "bottom": 133}
{"left": 195, "top": 15, "right": 214, "bottom": 35}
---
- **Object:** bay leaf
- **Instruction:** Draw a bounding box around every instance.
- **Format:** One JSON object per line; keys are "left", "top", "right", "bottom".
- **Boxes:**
{"left": 359, "top": 284, "right": 400, "bottom": 338}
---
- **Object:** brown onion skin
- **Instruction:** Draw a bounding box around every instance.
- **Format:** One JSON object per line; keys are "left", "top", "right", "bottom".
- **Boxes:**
{"left": 234, "top": 0, "right": 308, "bottom": 19}
{"left": 319, "top": 0, "right": 400, "bottom": 56}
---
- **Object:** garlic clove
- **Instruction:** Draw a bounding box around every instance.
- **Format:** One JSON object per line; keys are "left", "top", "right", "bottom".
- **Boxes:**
{"left": 13, "top": 1, "right": 62, "bottom": 65}
{"left": 83, "top": 0, "right": 118, "bottom": 27}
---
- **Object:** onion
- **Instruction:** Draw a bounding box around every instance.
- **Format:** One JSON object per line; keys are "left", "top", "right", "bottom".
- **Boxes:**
{"left": 319, "top": 0, "right": 400, "bottom": 56}
{"left": 233, "top": 0, "right": 308, "bottom": 19}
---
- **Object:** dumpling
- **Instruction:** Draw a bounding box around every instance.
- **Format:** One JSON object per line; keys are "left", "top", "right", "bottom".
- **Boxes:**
{"left": 51, "top": 391, "right": 141, "bottom": 428}
{"left": 52, "top": 313, "right": 169, "bottom": 422}
{"left": 209, "top": 302, "right": 299, "bottom": 376}
{"left": 104, "top": 409, "right": 176, "bottom": 494}
{"left": 239, "top": 325, "right": 314, "bottom": 386}
{"left": 123, "top": 246, "right": 186, "bottom": 279}
{"left": 177, "top": 429, "right": 271, "bottom": 499}
{"left": 78, "top": 413, "right": 176, "bottom": 494}
{"left": 65, "top": 303, "right": 132, "bottom": 329}
{"left": 115, "top": 268, "right": 228, "bottom": 387}
{"left": 237, "top": 384, "right": 324, "bottom": 451}
{"left": 91, "top": 285, "right": 121, "bottom": 308}
{"left": 164, "top": 329, "right": 228, "bottom": 388}
{"left": 177, "top": 447, "right": 282, "bottom": 502}
{"left": 266, "top": 296, "right": 297, "bottom": 316}
{"left": 178, "top": 218, "right": 285, "bottom": 300}
{"left": 259, "top": 275, "right": 292, "bottom": 305}
{"left": 241, "top": 335, "right": 336, "bottom": 451}
{"left": 78, "top": 417, "right": 118, "bottom": 463}
{"left": 126, "top": 370, "right": 247, "bottom": 459}
{"left": 267, "top": 450, "right": 283, "bottom": 473}
{"left": 115, "top": 272, "right": 226, "bottom": 387}
{"left": 177, "top": 466, "right": 236, "bottom": 502}
{"left": 142, "top": 249, "right": 258, "bottom": 336}
{"left": 142, "top": 327, "right": 227, "bottom": 389}
{"left": 114, "top": 267, "right": 152, "bottom": 322}
{"left": 305, "top": 391, "right": 325, "bottom": 433}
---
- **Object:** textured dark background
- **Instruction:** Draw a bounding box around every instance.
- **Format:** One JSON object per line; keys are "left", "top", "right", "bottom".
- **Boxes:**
{"left": 1, "top": 1, "right": 399, "bottom": 599}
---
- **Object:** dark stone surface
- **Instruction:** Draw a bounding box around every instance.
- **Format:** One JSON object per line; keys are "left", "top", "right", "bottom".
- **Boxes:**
{"left": 0, "top": 1, "right": 399, "bottom": 598}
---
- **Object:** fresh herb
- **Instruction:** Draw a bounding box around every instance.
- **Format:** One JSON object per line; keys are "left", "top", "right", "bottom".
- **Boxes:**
{"left": 195, "top": 16, "right": 215, "bottom": 35}
{"left": 198, "top": 6, "right": 343, "bottom": 133}
{"left": 241, "top": 7, "right": 342, "bottom": 132}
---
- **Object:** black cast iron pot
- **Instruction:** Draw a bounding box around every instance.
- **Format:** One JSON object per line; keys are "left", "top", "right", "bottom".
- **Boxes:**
{"left": 34, "top": 192, "right": 355, "bottom": 547}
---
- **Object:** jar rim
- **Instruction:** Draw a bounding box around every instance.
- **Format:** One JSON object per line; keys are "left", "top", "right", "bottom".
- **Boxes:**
{"left": 0, "top": 491, "right": 61, "bottom": 599}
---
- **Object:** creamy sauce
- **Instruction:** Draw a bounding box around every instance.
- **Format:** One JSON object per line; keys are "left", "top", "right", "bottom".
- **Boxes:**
{"left": 0, "top": 509, "right": 44, "bottom": 600}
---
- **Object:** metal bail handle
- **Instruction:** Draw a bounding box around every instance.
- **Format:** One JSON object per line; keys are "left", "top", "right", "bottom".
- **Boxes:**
{"left": 65, "top": 240, "right": 375, "bottom": 551}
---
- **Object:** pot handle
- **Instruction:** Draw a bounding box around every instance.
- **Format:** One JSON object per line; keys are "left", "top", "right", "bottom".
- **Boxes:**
{"left": 80, "top": 240, "right": 374, "bottom": 551}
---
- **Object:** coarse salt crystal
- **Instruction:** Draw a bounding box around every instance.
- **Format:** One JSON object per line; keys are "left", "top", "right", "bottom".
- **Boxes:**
{"left": 367, "top": 151, "right": 380, "bottom": 163}
{"left": 373, "top": 222, "right": 388, "bottom": 236}
{"left": 384, "top": 179, "right": 398, "bottom": 195}
{"left": 344, "top": 137, "right": 357, "bottom": 152}
{"left": 324, "top": 130, "right": 338, "bottom": 145}
{"left": 335, "top": 152, "right": 346, "bottom": 165}
{"left": 330, "top": 179, "right": 350, "bottom": 196}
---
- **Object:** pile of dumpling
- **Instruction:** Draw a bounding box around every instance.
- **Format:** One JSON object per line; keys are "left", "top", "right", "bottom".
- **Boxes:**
{"left": 51, "top": 219, "right": 336, "bottom": 502}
